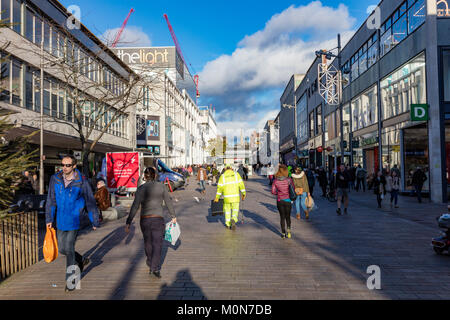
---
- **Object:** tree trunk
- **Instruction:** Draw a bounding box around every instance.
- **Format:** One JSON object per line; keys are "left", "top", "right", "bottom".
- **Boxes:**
{"left": 81, "top": 147, "right": 90, "bottom": 178}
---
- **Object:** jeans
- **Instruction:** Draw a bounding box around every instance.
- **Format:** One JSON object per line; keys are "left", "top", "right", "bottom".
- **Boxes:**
{"left": 356, "top": 178, "right": 365, "bottom": 192}
{"left": 277, "top": 201, "right": 292, "bottom": 234}
{"left": 390, "top": 189, "right": 399, "bottom": 205}
{"left": 57, "top": 229, "right": 83, "bottom": 281}
{"left": 295, "top": 196, "right": 303, "bottom": 216}
{"left": 415, "top": 185, "right": 423, "bottom": 202}
{"left": 199, "top": 180, "right": 206, "bottom": 192}
{"left": 140, "top": 217, "right": 165, "bottom": 272}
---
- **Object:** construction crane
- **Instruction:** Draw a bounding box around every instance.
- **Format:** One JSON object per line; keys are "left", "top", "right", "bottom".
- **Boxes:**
{"left": 163, "top": 14, "right": 200, "bottom": 100}
{"left": 111, "top": 8, "right": 135, "bottom": 48}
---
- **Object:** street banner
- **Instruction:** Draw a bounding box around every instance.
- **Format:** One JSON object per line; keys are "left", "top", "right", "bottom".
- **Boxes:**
{"left": 106, "top": 152, "right": 140, "bottom": 190}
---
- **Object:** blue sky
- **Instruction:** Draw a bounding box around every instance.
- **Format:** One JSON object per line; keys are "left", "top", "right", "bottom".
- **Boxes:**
{"left": 60, "top": 0, "right": 378, "bottom": 133}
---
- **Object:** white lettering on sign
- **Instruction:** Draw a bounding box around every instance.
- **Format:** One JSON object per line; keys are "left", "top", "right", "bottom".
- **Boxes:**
{"left": 116, "top": 49, "right": 170, "bottom": 65}
{"left": 414, "top": 107, "right": 426, "bottom": 119}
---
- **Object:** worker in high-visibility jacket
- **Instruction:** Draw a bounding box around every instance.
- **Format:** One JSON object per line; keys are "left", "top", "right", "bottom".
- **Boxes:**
{"left": 214, "top": 165, "right": 246, "bottom": 230}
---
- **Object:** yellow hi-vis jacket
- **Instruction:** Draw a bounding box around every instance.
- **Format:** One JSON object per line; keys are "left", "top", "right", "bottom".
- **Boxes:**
{"left": 215, "top": 170, "right": 246, "bottom": 204}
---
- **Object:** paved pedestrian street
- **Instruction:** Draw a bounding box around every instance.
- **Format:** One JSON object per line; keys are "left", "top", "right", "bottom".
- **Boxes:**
{"left": 0, "top": 176, "right": 449, "bottom": 300}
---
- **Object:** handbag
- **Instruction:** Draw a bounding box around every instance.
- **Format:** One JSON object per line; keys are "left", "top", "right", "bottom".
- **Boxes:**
{"left": 295, "top": 187, "right": 303, "bottom": 195}
{"left": 288, "top": 183, "right": 297, "bottom": 201}
{"left": 43, "top": 226, "right": 58, "bottom": 263}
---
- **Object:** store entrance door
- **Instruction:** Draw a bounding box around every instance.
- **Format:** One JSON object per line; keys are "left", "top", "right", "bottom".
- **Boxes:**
{"left": 364, "top": 147, "right": 379, "bottom": 175}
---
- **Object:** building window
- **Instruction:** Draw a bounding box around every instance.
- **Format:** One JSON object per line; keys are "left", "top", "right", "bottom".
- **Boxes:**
{"left": 25, "top": 7, "right": 33, "bottom": 41}
{"left": 351, "top": 55, "right": 359, "bottom": 81}
{"left": 367, "top": 41, "right": 378, "bottom": 69}
{"left": 0, "top": 0, "right": 10, "bottom": 22}
{"left": 33, "top": 69, "right": 40, "bottom": 112}
{"left": 0, "top": 53, "right": 10, "bottom": 102}
{"left": 309, "top": 111, "right": 315, "bottom": 138}
{"left": 408, "top": 0, "right": 426, "bottom": 34}
{"left": 381, "top": 52, "right": 426, "bottom": 120}
{"left": 25, "top": 66, "right": 32, "bottom": 109}
{"left": 444, "top": 50, "right": 450, "bottom": 102}
{"left": 11, "top": 59, "right": 21, "bottom": 106}
{"left": 43, "top": 77, "right": 50, "bottom": 115}
{"left": 51, "top": 79, "right": 57, "bottom": 117}
{"left": 51, "top": 28, "right": 58, "bottom": 57}
{"left": 43, "top": 21, "right": 50, "bottom": 52}
{"left": 392, "top": 13, "right": 407, "bottom": 47}
{"left": 351, "top": 85, "right": 378, "bottom": 132}
{"left": 380, "top": 27, "right": 393, "bottom": 57}
{"left": 12, "top": 0, "right": 21, "bottom": 34}
{"left": 316, "top": 105, "right": 322, "bottom": 135}
{"left": 34, "top": 16, "right": 42, "bottom": 46}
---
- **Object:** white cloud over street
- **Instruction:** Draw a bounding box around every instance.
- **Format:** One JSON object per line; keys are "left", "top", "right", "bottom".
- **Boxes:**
{"left": 198, "top": 1, "right": 357, "bottom": 134}
{"left": 101, "top": 26, "right": 152, "bottom": 47}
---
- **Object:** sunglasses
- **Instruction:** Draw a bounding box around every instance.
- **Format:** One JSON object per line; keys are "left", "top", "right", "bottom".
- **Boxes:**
{"left": 61, "top": 164, "right": 74, "bottom": 168}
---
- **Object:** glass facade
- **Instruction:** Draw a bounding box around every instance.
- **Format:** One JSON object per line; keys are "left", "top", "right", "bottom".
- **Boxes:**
{"left": 381, "top": 52, "right": 426, "bottom": 120}
{"left": 351, "top": 85, "right": 378, "bottom": 132}
{"left": 444, "top": 50, "right": 450, "bottom": 102}
{"left": 296, "top": 93, "right": 308, "bottom": 143}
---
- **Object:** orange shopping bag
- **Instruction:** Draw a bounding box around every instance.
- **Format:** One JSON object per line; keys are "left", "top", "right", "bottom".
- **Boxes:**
{"left": 43, "top": 226, "right": 58, "bottom": 263}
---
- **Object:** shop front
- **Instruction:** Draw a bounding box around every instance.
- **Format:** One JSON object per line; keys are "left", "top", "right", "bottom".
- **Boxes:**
{"left": 352, "top": 131, "right": 380, "bottom": 176}
{"left": 280, "top": 138, "right": 295, "bottom": 166}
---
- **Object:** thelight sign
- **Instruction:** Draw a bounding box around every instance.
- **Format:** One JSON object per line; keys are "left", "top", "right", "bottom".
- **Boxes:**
{"left": 411, "top": 104, "right": 429, "bottom": 122}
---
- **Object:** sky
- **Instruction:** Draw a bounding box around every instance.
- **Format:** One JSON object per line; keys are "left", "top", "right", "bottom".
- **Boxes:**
{"left": 60, "top": 0, "right": 378, "bottom": 135}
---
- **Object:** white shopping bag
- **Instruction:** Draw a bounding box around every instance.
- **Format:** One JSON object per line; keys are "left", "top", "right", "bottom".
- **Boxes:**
{"left": 165, "top": 222, "right": 181, "bottom": 246}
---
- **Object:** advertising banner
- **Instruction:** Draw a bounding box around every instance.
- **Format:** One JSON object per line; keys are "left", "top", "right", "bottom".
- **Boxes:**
{"left": 107, "top": 152, "right": 140, "bottom": 190}
{"left": 147, "top": 116, "right": 160, "bottom": 141}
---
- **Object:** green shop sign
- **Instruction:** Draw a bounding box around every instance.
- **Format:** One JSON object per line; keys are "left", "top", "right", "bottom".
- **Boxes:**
{"left": 411, "top": 104, "right": 429, "bottom": 122}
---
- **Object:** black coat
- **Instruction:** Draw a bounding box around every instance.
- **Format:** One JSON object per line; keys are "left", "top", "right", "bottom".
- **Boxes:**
{"left": 373, "top": 176, "right": 386, "bottom": 195}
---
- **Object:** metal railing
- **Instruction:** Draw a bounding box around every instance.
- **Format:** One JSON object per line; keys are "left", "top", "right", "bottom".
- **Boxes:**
{"left": 0, "top": 211, "right": 39, "bottom": 280}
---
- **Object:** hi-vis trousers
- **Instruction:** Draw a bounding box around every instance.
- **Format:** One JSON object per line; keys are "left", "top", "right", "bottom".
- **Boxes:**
{"left": 223, "top": 202, "right": 240, "bottom": 226}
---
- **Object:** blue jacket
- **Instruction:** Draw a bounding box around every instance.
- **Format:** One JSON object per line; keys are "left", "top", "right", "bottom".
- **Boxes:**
{"left": 45, "top": 169, "right": 99, "bottom": 231}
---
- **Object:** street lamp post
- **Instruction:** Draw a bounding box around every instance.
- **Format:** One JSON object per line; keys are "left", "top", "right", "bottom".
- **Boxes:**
{"left": 39, "top": 38, "right": 44, "bottom": 195}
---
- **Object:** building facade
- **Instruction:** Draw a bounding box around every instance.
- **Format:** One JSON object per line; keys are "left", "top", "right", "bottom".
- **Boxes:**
{"left": 288, "top": 0, "right": 449, "bottom": 202}
{"left": 0, "top": 0, "right": 137, "bottom": 190}
{"left": 112, "top": 47, "right": 207, "bottom": 167}
{"left": 279, "top": 74, "right": 304, "bottom": 166}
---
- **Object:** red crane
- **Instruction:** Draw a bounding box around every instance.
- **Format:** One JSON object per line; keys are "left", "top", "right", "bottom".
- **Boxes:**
{"left": 111, "top": 8, "right": 135, "bottom": 48}
{"left": 163, "top": 14, "right": 200, "bottom": 100}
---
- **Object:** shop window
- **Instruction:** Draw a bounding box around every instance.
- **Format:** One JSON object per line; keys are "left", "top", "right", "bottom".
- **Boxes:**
{"left": 381, "top": 52, "right": 426, "bottom": 120}
{"left": 351, "top": 85, "right": 378, "bottom": 132}
{"left": 403, "top": 125, "right": 429, "bottom": 191}
{"left": 408, "top": 0, "right": 426, "bottom": 34}
{"left": 444, "top": 50, "right": 450, "bottom": 102}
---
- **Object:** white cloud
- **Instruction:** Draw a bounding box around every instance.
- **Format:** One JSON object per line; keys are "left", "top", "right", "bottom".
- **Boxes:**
{"left": 199, "top": 1, "right": 357, "bottom": 133}
{"left": 199, "top": 1, "right": 355, "bottom": 96}
{"left": 101, "top": 26, "right": 151, "bottom": 47}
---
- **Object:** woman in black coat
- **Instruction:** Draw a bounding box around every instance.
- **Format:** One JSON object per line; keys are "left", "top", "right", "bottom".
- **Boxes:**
{"left": 373, "top": 171, "right": 386, "bottom": 208}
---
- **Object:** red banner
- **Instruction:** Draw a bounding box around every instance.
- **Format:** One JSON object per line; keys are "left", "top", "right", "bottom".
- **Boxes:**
{"left": 106, "top": 152, "right": 140, "bottom": 189}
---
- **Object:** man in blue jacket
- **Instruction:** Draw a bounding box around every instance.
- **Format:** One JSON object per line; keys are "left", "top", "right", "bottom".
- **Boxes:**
{"left": 46, "top": 155, "right": 99, "bottom": 292}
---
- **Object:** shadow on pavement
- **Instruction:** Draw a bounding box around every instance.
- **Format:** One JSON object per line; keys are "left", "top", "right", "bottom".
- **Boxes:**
{"left": 243, "top": 209, "right": 281, "bottom": 237}
{"left": 82, "top": 225, "right": 130, "bottom": 278}
{"left": 157, "top": 269, "right": 207, "bottom": 300}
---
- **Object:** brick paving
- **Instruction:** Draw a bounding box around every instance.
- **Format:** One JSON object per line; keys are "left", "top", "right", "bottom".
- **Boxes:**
{"left": 0, "top": 175, "right": 449, "bottom": 300}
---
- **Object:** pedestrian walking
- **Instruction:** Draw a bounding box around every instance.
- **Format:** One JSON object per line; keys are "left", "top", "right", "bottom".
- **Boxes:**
{"left": 272, "top": 165, "right": 295, "bottom": 238}
{"left": 317, "top": 167, "right": 328, "bottom": 197}
{"left": 45, "top": 155, "right": 99, "bottom": 292}
{"left": 214, "top": 165, "right": 246, "bottom": 230}
{"left": 31, "top": 172, "right": 39, "bottom": 195}
{"left": 349, "top": 165, "right": 357, "bottom": 191}
{"left": 306, "top": 166, "right": 315, "bottom": 198}
{"left": 412, "top": 167, "right": 427, "bottom": 203}
{"left": 197, "top": 165, "right": 208, "bottom": 194}
{"left": 243, "top": 165, "right": 249, "bottom": 181}
{"left": 291, "top": 167, "right": 310, "bottom": 220}
{"left": 237, "top": 165, "right": 245, "bottom": 182}
{"left": 388, "top": 171, "right": 400, "bottom": 208}
{"left": 373, "top": 171, "right": 387, "bottom": 208}
{"left": 335, "top": 164, "right": 350, "bottom": 215}
{"left": 355, "top": 164, "right": 367, "bottom": 192}
{"left": 94, "top": 179, "right": 110, "bottom": 223}
{"left": 125, "top": 167, "right": 176, "bottom": 279}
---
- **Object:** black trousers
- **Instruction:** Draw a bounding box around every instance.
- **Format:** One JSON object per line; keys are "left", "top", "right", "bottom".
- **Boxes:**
{"left": 140, "top": 217, "right": 165, "bottom": 272}
{"left": 356, "top": 178, "right": 365, "bottom": 191}
{"left": 277, "top": 201, "right": 292, "bottom": 234}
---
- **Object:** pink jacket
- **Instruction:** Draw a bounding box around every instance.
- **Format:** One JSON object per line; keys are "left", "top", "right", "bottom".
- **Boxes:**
{"left": 272, "top": 177, "right": 294, "bottom": 202}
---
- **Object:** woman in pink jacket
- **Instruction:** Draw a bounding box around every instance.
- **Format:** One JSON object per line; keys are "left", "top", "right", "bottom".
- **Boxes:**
{"left": 272, "top": 164, "right": 295, "bottom": 239}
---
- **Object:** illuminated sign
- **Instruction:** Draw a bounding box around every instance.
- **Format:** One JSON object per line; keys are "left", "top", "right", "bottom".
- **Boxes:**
{"left": 113, "top": 47, "right": 176, "bottom": 68}
{"left": 437, "top": 0, "right": 450, "bottom": 17}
